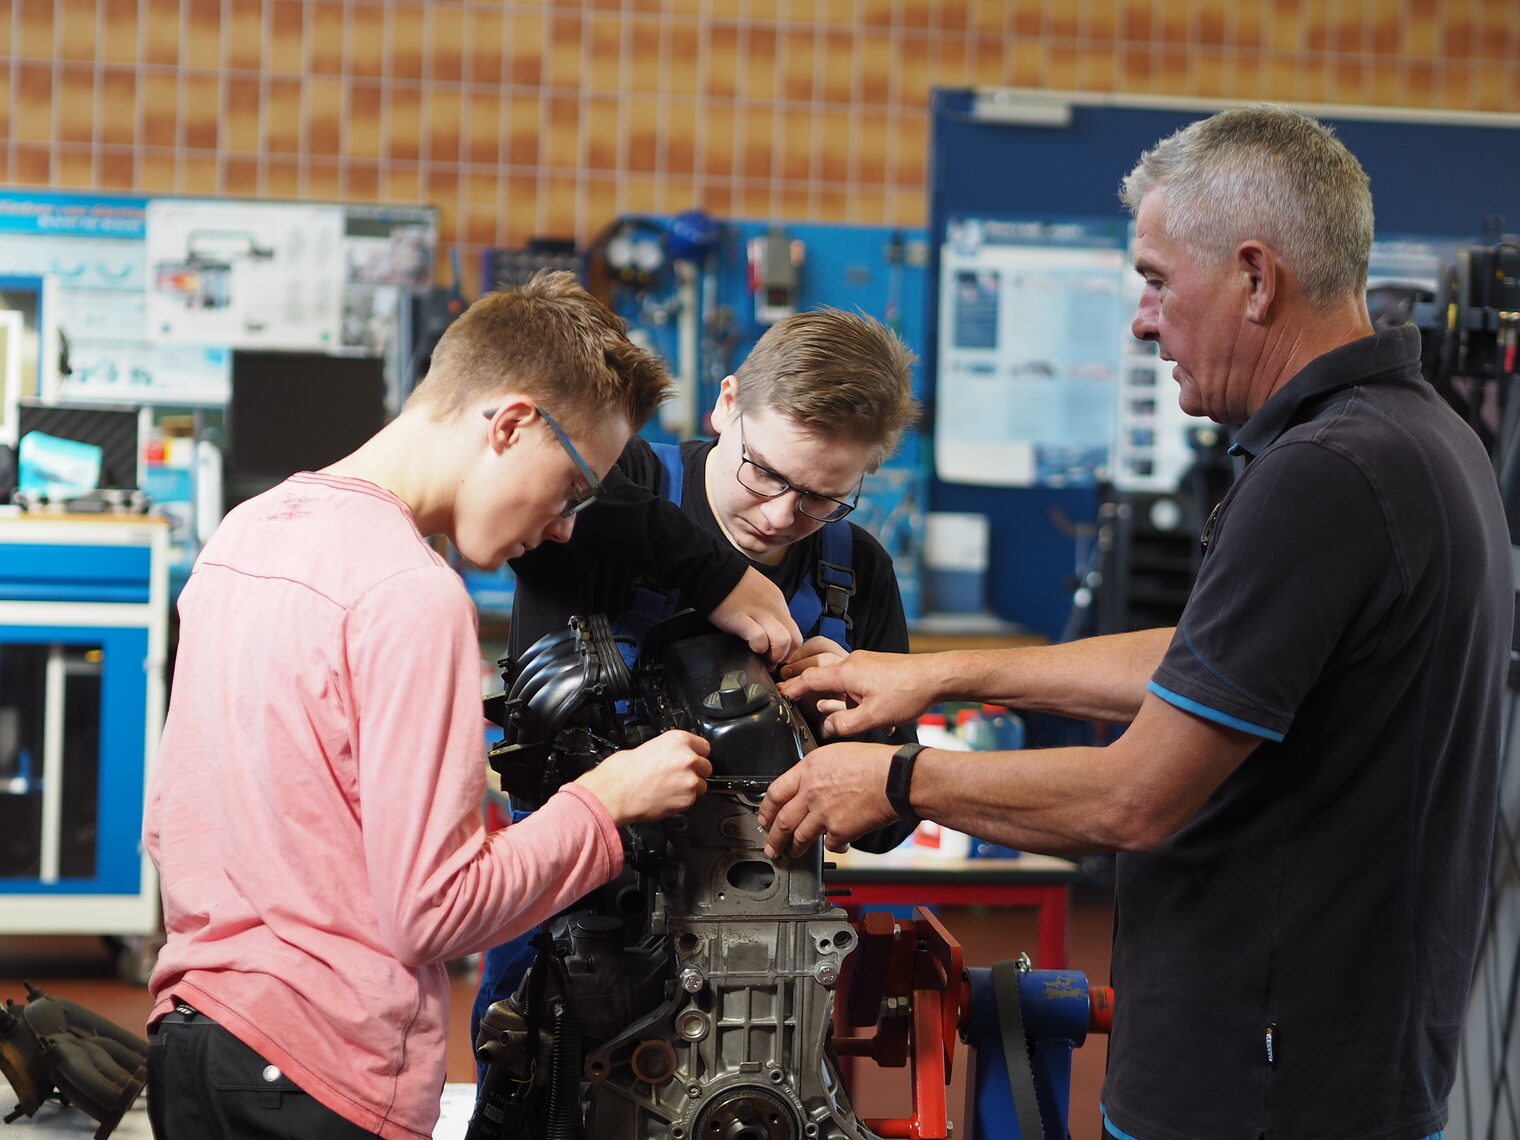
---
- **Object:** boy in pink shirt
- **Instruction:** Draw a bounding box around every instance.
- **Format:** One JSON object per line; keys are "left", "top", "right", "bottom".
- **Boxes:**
{"left": 142, "top": 272, "right": 798, "bottom": 1140}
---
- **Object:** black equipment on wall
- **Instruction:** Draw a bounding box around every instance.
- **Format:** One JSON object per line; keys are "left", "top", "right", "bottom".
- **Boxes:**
{"left": 1091, "top": 426, "right": 1236, "bottom": 638}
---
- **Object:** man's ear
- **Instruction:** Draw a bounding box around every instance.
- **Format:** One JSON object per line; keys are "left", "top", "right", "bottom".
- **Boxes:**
{"left": 483, "top": 396, "right": 537, "bottom": 454}
{"left": 709, "top": 375, "right": 740, "bottom": 434}
{"left": 1239, "top": 240, "right": 1277, "bottom": 325}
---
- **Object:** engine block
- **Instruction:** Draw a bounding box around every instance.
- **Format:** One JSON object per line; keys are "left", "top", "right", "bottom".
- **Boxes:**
{"left": 580, "top": 791, "right": 864, "bottom": 1140}
{"left": 469, "top": 613, "right": 883, "bottom": 1140}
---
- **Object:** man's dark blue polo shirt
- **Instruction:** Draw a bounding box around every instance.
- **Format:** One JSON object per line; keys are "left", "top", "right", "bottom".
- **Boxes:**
{"left": 1102, "top": 325, "right": 1513, "bottom": 1140}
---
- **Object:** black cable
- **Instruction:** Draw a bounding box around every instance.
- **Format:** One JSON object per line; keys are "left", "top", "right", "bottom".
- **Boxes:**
{"left": 543, "top": 998, "right": 581, "bottom": 1140}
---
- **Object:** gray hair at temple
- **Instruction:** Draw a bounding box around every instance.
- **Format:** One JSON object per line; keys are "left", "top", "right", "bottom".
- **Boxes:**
{"left": 1118, "top": 104, "right": 1375, "bottom": 309}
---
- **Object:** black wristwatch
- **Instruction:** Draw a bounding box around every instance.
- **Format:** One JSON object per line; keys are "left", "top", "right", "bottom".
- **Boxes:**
{"left": 885, "top": 742, "right": 927, "bottom": 823}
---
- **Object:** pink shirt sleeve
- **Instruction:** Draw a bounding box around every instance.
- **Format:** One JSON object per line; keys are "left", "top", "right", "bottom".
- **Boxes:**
{"left": 346, "top": 566, "right": 623, "bottom": 967}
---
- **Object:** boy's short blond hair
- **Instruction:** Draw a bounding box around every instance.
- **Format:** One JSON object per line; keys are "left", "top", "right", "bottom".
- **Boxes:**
{"left": 733, "top": 308, "right": 918, "bottom": 470}
{"left": 408, "top": 270, "right": 672, "bottom": 434}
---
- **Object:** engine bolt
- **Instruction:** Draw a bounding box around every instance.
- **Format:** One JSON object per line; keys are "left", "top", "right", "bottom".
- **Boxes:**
{"left": 814, "top": 962, "right": 838, "bottom": 986}
{"left": 680, "top": 968, "right": 704, "bottom": 993}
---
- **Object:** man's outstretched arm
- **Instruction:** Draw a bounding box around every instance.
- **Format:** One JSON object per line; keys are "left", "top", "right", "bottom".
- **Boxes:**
{"left": 778, "top": 626, "right": 1175, "bottom": 739}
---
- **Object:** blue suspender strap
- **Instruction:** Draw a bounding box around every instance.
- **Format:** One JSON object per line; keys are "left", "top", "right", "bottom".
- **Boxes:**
{"left": 651, "top": 441, "right": 684, "bottom": 508}
{"left": 794, "top": 519, "right": 853, "bottom": 649}
{"left": 815, "top": 519, "right": 855, "bottom": 647}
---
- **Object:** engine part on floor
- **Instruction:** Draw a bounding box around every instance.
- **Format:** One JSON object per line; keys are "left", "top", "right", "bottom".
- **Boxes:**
{"left": 471, "top": 611, "right": 1111, "bottom": 1139}
{"left": 961, "top": 956, "right": 1114, "bottom": 1140}
{"left": 0, "top": 980, "right": 148, "bottom": 1140}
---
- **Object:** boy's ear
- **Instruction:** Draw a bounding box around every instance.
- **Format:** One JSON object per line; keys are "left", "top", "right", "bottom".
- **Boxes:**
{"left": 709, "top": 376, "right": 740, "bottom": 433}
{"left": 483, "top": 397, "right": 537, "bottom": 452}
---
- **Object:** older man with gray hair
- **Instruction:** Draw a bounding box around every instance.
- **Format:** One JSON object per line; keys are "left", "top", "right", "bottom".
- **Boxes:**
{"left": 766, "top": 105, "right": 1511, "bottom": 1140}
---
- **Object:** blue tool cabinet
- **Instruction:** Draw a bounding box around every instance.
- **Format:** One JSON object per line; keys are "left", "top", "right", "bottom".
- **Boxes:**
{"left": 0, "top": 514, "right": 168, "bottom": 936}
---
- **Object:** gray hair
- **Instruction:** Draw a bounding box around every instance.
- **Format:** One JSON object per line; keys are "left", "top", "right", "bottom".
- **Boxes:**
{"left": 1118, "top": 104, "right": 1374, "bottom": 308}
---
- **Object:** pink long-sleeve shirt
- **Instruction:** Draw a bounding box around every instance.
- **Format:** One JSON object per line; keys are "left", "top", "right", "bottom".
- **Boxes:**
{"left": 144, "top": 473, "right": 623, "bottom": 1140}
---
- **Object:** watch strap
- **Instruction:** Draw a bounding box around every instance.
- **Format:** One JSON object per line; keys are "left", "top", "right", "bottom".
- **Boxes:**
{"left": 886, "top": 742, "right": 927, "bottom": 822}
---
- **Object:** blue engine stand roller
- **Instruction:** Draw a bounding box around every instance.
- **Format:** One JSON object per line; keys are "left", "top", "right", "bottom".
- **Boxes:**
{"left": 962, "top": 959, "right": 1112, "bottom": 1140}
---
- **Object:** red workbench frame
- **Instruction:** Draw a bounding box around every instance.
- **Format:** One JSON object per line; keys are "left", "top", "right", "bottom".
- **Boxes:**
{"left": 824, "top": 853, "right": 1079, "bottom": 969}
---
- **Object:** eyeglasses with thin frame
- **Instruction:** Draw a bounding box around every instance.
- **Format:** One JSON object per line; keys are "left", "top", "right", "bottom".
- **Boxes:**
{"left": 735, "top": 413, "right": 861, "bottom": 523}
{"left": 482, "top": 406, "right": 602, "bottom": 518}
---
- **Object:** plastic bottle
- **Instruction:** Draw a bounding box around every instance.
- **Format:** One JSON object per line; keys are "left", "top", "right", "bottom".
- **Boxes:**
{"left": 980, "top": 704, "right": 1027, "bottom": 751}
{"left": 955, "top": 706, "right": 998, "bottom": 751}
{"left": 908, "top": 712, "right": 973, "bottom": 859}
{"left": 915, "top": 711, "right": 965, "bottom": 752}
{"left": 193, "top": 436, "right": 223, "bottom": 546}
{"left": 954, "top": 708, "right": 1022, "bottom": 860}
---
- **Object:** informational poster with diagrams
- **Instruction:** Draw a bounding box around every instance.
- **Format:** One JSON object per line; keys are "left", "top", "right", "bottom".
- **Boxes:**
{"left": 146, "top": 199, "right": 346, "bottom": 351}
{"left": 935, "top": 217, "right": 1127, "bottom": 487}
{"left": 0, "top": 194, "right": 229, "bottom": 406}
{"left": 0, "top": 191, "right": 435, "bottom": 410}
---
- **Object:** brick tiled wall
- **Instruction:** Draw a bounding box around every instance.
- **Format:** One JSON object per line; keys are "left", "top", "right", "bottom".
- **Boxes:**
{"left": 3, "top": 0, "right": 1518, "bottom": 293}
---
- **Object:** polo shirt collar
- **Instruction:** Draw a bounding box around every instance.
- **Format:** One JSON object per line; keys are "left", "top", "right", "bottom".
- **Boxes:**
{"left": 1228, "top": 324, "right": 1422, "bottom": 460}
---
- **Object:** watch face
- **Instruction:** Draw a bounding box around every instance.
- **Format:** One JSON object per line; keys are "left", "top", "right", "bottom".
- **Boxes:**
{"left": 887, "top": 743, "right": 924, "bottom": 818}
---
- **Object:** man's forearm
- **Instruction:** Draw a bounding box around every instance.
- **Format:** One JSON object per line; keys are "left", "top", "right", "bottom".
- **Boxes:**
{"left": 909, "top": 685, "right": 1255, "bottom": 857}
{"left": 933, "top": 626, "right": 1173, "bottom": 724}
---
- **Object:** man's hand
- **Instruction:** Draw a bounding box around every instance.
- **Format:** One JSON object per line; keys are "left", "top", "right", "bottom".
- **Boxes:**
{"left": 575, "top": 730, "right": 712, "bottom": 824}
{"left": 758, "top": 742, "right": 899, "bottom": 859}
{"left": 777, "top": 650, "right": 936, "bottom": 739}
{"left": 778, "top": 636, "right": 851, "bottom": 725}
{"left": 708, "top": 567, "right": 803, "bottom": 665}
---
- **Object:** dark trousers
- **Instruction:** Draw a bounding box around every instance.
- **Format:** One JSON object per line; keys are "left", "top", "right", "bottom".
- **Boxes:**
{"left": 147, "top": 1004, "right": 377, "bottom": 1140}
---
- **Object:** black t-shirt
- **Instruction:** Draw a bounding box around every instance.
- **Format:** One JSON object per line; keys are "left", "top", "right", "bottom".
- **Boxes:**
{"left": 509, "top": 435, "right": 917, "bottom": 851}
{"left": 1103, "top": 326, "right": 1512, "bottom": 1140}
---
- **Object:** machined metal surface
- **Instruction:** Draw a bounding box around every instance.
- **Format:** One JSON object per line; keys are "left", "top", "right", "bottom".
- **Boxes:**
{"left": 475, "top": 616, "right": 883, "bottom": 1140}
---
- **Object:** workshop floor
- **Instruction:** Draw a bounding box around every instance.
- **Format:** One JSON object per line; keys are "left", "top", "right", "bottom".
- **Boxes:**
{"left": 0, "top": 886, "right": 1115, "bottom": 1140}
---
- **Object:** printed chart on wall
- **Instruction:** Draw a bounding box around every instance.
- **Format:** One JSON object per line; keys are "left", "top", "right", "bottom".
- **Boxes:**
{"left": 0, "top": 192, "right": 229, "bottom": 406}
{"left": 146, "top": 199, "right": 347, "bottom": 351}
{"left": 935, "top": 216, "right": 1128, "bottom": 487}
{"left": 0, "top": 191, "right": 437, "bottom": 410}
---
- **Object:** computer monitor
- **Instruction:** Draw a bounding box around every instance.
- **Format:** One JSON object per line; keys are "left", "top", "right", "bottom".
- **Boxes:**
{"left": 224, "top": 350, "right": 388, "bottom": 510}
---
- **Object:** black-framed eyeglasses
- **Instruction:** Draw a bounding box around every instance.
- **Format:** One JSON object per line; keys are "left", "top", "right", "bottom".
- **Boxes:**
{"left": 735, "top": 413, "right": 861, "bottom": 523}
{"left": 482, "top": 406, "right": 602, "bottom": 517}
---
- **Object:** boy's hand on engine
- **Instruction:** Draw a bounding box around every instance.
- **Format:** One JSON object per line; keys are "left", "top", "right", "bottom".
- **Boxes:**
{"left": 576, "top": 730, "right": 712, "bottom": 824}
{"left": 708, "top": 567, "right": 803, "bottom": 666}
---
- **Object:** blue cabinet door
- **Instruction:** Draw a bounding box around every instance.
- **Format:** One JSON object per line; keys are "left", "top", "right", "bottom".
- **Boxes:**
{"left": 0, "top": 624, "right": 151, "bottom": 895}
